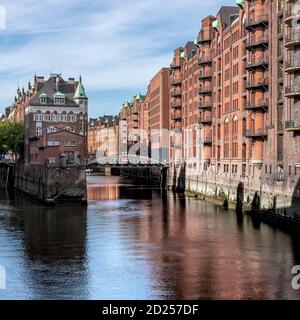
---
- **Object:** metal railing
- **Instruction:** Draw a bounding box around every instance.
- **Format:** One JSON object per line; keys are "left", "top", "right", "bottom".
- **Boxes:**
{"left": 245, "top": 14, "right": 269, "bottom": 28}
{"left": 285, "top": 85, "right": 300, "bottom": 95}
{"left": 285, "top": 32, "right": 300, "bottom": 44}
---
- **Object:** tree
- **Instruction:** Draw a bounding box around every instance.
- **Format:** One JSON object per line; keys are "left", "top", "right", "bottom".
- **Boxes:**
{"left": 0, "top": 121, "right": 24, "bottom": 160}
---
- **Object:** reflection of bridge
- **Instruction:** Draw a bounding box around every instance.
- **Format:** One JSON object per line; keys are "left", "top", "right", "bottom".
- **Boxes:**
{"left": 87, "top": 155, "right": 168, "bottom": 167}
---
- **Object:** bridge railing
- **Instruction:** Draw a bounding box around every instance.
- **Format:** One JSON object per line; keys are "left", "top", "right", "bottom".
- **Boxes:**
{"left": 87, "top": 155, "right": 168, "bottom": 167}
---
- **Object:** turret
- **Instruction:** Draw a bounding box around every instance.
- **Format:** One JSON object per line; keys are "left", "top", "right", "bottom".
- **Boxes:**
{"left": 74, "top": 76, "right": 88, "bottom": 113}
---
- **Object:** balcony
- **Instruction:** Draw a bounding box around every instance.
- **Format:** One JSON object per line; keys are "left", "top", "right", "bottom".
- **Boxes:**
{"left": 199, "top": 57, "right": 212, "bottom": 65}
{"left": 246, "top": 78, "right": 269, "bottom": 90}
{"left": 244, "top": 128, "right": 268, "bottom": 139}
{"left": 285, "top": 121, "right": 300, "bottom": 131}
{"left": 285, "top": 85, "right": 300, "bottom": 97}
{"left": 172, "top": 125, "right": 182, "bottom": 132}
{"left": 285, "top": 60, "right": 300, "bottom": 73}
{"left": 171, "top": 112, "right": 182, "bottom": 121}
{"left": 245, "top": 37, "right": 269, "bottom": 50}
{"left": 199, "top": 71, "right": 212, "bottom": 80}
{"left": 197, "top": 35, "right": 212, "bottom": 44}
{"left": 172, "top": 143, "right": 183, "bottom": 149}
{"left": 285, "top": 7, "right": 300, "bottom": 24}
{"left": 245, "top": 59, "right": 269, "bottom": 70}
{"left": 170, "top": 62, "right": 181, "bottom": 70}
{"left": 203, "top": 137, "right": 212, "bottom": 145}
{"left": 245, "top": 100, "right": 269, "bottom": 111}
{"left": 285, "top": 32, "right": 300, "bottom": 47}
{"left": 171, "top": 102, "right": 182, "bottom": 109}
{"left": 171, "top": 89, "right": 182, "bottom": 98}
{"left": 245, "top": 14, "right": 269, "bottom": 30}
{"left": 198, "top": 86, "right": 212, "bottom": 95}
{"left": 171, "top": 78, "right": 182, "bottom": 86}
{"left": 199, "top": 116, "right": 212, "bottom": 124}
{"left": 198, "top": 103, "right": 212, "bottom": 110}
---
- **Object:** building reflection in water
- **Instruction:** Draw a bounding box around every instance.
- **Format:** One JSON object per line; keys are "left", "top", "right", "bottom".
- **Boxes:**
{"left": 1, "top": 176, "right": 300, "bottom": 299}
{"left": 0, "top": 191, "right": 88, "bottom": 299}
{"left": 88, "top": 176, "right": 300, "bottom": 299}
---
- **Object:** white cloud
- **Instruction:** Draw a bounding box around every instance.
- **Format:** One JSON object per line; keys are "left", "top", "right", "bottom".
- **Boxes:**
{"left": 0, "top": 0, "right": 234, "bottom": 115}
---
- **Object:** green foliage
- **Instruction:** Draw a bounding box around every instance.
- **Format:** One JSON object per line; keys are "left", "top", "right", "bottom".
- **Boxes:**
{"left": 0, "top": 121, "right": 24, "bottom": 156}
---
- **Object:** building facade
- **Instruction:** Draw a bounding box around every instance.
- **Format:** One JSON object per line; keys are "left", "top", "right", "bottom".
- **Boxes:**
{"left": 148, "top": 68, "right": 170, "bottom": 165}
{"left": 88, "top": 115, "right": 119, "bottom": 162}
{"left": 22, "top": 74, "right": 88, "bottom": 166}
{"left": 161, "top": 1, "right": 297, "bottom": 215}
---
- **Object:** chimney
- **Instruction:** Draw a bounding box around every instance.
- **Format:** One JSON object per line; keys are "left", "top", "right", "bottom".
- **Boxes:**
{"left": 35, "top": 76, "right": 45, "bottom": 92}
{"left": 56, "top": 76, "right": 59, "bottom": 92}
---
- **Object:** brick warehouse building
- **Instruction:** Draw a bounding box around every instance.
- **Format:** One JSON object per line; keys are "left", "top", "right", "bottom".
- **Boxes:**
{"left": 167, "top": 0, "right": 300, "bottom": 214}
{"left": 88, "top": 115, "right": 119, "bottom": 162}
{"left": 22, "top": 74, "right": 88, "bottom": 166}
{"left": 118, "top": 69, "right": 169, "bottom": 164}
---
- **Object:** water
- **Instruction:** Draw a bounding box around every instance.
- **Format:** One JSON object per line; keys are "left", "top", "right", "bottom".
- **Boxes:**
{"left": 0, "top": 175, "right": 300, "bottom": 300}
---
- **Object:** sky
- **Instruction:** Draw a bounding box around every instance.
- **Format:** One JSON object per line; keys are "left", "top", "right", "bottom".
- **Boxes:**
{"left": 0, "top": 0, "right": 234, "bottom": 117}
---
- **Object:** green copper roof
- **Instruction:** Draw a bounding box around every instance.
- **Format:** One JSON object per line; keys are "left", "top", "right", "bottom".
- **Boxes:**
{"left": 194, "top": 39, "right": 200, "bottom": 48}
{"left": 74, "top": 76, "right": 87, "bottom": 99}
{"left": 236, "top": 0, "right": 245, "bottom": 9}
{"left": 39, "top": 93, "right": 48, "bottom": 97}
{"left": 135, "top": 92, "right": 144, "bottom": 101}
{"left": 180, "top": 51, "right": 187, "bottom": 61}
{"left": 53, "top": 91, "right": 65, "bottom": 98}
{"left": 124, "top": 101, "right": 130, "bottom": 108}
{"left": 15, "top": 87, "right": 21, "bottom": 100}
{"left": 212, "top": 19, "right": 219, "bottom": 31}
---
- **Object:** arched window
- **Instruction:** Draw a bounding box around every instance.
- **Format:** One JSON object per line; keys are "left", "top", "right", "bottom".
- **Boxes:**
{"left": 67, "top": 112, "right": 75, "bottom": 123}
{"left": 52, "top": 112, "right": 58, "bottom": 122}
{"left": 34, "top": 110, "right": 42, "bottom": 122}
{"left": 60, "top": 112, "right": 67, "bottom": 122}
{"left": 43, "top": 111, "right": 51, "bottom": 122}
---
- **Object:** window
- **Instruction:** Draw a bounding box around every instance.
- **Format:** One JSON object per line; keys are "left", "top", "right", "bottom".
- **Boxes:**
{"left": 54, "top": 98, "right": 65, "bottom": 105}
{"left": 34, "top": 113, "right": 42, "bottom": 122}
{"left": 60, "top": 113, "right": 67, "bottom": 122}
{"left": 47, "top": 141, "right": 60, "bottom": 147}
{"left": 52, "top": 113, "right": 58, "bottom": 122}
{"left": 47, "top": 126, "right": 57, "bottom": 134}
{"left": 233, "top": 81, "right": 239, "bottom": 94}
{"left": 40, "top": 97, "right": 47, "bottom": 104}
{"left": 67, "top": 114, "right": 76, "bottom": 122}
{"left": 39, "top": 94, "right": 48, "bottom": 104}
{"left": 43, "top": 113, "right": 51, "bottom": 122}
{"left": 36, "top": 127, "right": 42, "bottom": 137}
{"left": 65, "top": 140, "right": 76, "bottom": 147}
{"left": 66, "top": 127, "right": 75, "bottom": 133}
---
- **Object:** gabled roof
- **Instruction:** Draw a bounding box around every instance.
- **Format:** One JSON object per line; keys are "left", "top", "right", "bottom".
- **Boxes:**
{"left": 30, "top": 75, "right": 79, "bottom": 107}
{"left": 53, "top": 92, "right": 66, "bottom": 98}
{"left": 217, "top": 6, "right": 239, "bottom": 28}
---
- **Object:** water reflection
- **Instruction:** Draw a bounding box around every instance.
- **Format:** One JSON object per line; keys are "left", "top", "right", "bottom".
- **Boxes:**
{"left": 1, "top": 176, "right": 300, "bottom": 299}
{"left": 0, "top": 191, "right": 88, "bottom": 299}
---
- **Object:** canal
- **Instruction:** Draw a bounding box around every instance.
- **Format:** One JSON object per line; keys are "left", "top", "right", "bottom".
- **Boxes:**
{"left": 0, "top": 175, "right": 300, "bottom": 299}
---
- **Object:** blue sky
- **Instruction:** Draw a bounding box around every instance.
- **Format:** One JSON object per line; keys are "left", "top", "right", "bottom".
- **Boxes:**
{"left": 0, "top": 0, "right": 234, "bottom": 117}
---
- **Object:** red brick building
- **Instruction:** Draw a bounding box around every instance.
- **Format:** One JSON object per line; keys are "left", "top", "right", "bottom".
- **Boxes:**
{"left": 23, "top": 74, "right": 88, "bottom": 165}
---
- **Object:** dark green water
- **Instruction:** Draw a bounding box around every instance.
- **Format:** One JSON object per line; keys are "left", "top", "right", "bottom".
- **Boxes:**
{"left": 0, "top": 175, "right": 300, "bottom": 299}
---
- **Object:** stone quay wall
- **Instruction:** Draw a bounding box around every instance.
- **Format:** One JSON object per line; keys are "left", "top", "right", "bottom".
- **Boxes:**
{"left": 0, "top": 163, "right": 13, "bottom": 188}
{"left": 13, "top": 164, "right": 87, "bottom": 204}
{"left": 119, "top": 165, "right": 167, "bottom": 186}
{"left": 168, "top": 164, "right": 300, "bottom": 228}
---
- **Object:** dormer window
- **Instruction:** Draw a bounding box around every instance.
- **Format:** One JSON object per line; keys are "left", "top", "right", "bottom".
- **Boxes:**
{"left": 39, "top": 93, "right": 48, "bottom": 104}
{"left": 53, "top": 92, "right": 66, "bottom": 105}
